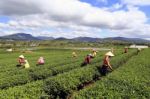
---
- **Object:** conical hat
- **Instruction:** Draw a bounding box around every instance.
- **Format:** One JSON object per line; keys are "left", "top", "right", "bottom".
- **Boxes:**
{"left": 88, "top": 54, "right": 92, "bottom": 56}
{"left": 105, "top": 51, "right": 114, "bottom": 56}
{"left": 19, "top": 55, "right": 24, "bottom": 58}
{"left": 40, "top": 57, "right": 44, "bottom": 59}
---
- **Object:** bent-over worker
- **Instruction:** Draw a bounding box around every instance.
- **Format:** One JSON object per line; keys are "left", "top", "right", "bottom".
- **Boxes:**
{"left": 36, "top": 57, "right": 45, "bottom": 66}
{"left": 137, "top": 48, "right": 141, "bottom": 54}
{"left": 17, "top": 55, "right": 26, "bottom": 67}
{"left": 92, "top": 49, "right": 97, "bottom": 57}
{"left": 72, "top": 52, "right": 77, "bottom": 57}
{"left": 124, "top": 46, "right": 128, "bottom": 53}
{"left": 24, "top": 60, "right": 30, "bottom": 68}
{"left": 101, "top": 51, "right": 114, "bottom": 76}
{"left": 111, "top": 47, "right": 114, "bottom": 53}
{"left": 81, "top": 54, "right": 93, "bottom": 66}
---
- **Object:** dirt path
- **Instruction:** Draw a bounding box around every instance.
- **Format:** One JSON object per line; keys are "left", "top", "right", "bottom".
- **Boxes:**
{"left": 64, "top": 47, "right": 111, "bottom": 51}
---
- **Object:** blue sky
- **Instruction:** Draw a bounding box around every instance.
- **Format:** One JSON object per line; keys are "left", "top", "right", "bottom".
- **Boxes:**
{"left": 81, "top": 0, "right": 119, "bottom": 7}
{"left": 0, "top": 0, "right": 150, "bottom": 39}
{"left": 81, "top": 0, "right": 150, "bottom": 17}
{"left": 140, "top": 6, "right": 150, "bottom": 18}
{"left": 0, "top": 16, "right": 10, "bottom": 23}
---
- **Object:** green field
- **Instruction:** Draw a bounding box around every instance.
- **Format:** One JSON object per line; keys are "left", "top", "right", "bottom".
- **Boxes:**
{"left": 0, "top": 48, "right": 149, "bottom": 99}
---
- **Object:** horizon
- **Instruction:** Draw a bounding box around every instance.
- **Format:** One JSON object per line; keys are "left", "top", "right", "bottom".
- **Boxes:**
{"left": 1, "top": 32, "right": 150, "bottom": 41}
{"left": 0, "top": 0, "right": 150, "bottom": 40}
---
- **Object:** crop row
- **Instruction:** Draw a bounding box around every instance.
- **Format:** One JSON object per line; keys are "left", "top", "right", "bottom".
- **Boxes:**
{"left": 0, "top": 54, "right": 82, "bottom": 78}
{"left": 0, "top": 50, "right": 105, "bottom": 89}
{"left": 0, "top": 49, "right": 82, "bottom": 72}
{"left": 73, "top": 49, "right": 150, "bottom": 99}
{"left": 44, "top": 50, "right": 137, "bottom": 98}
{"left": 0, "top": 49, "right": 90, "bottom": 76}
{"left": 0, "top": 50, "right": 131, "bottom": 98}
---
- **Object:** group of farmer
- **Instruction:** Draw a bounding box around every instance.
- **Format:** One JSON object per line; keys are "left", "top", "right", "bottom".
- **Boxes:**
{"left": 80, "top": 49, "right": 114, "bottom": 76}
{"left": 17, "top": 46, "right": 140, "bottom": 76}
{"left": 80, "top": 47, "right": 140, "bottom": 76}
{"left": 17, "top": 55, "right": 45, "bottom": 68}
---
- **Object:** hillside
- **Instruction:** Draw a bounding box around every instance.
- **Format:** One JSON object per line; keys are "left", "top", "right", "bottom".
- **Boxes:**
{"left": 0, "top": 33, "right": 39, "bottom": 40}
{"left": 0, "top": 33, "right": 149, "bottom": 43}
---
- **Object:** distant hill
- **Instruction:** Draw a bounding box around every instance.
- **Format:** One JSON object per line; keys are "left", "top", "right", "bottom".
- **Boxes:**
{"left": 0, "top": 33, "right": 149, "bottom": 43}
{"left": 36, "top": 36, "right": 55, "bottom": 40}
{"left": 104, "top": 37, "right": 150, "bottom": 43}
{"left": 55, "top": 37, "right": 70, "bottom": 40}
{"left": 71, "top": 37, "right": 149, "bottom": 43}
{"left": 0, "top": 33, "right": 39, "bottom": 40}
{"left": 72, "top": 37, "right": 101, "bottom": 42}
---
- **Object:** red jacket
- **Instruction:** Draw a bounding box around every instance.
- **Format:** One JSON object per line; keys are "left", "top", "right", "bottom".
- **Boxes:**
{"left": 84, "top": 56, "right": 91, "bottom": 64}
{"left": 18, "top": 58, "right": 25, "bottom": 64}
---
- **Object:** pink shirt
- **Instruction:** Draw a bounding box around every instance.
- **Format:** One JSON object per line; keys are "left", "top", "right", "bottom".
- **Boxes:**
{"left": 38, "top": 58, "right": 44, "bottom": 64}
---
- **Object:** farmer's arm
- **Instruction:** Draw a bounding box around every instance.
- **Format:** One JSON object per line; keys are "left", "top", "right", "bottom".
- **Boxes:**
{"left": 106, "top": 57, "right": 113, "bottom": 70}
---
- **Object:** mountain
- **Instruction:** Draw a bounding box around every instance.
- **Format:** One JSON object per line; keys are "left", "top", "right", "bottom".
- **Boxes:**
{"left": 72, "top": 37, "right": 101, "bottom": 42}
{"left": 0, "top": 33, "right": 39, "bottom": 40}
{"left": 55, "top": 37, "right": 70, "bottom": 40}
{"left": 36, "top": 36, "right": 55, "bottom": 40}
{"left": 0, "top": 33, "right": 149, "bottom": 43}
{"left": 105, "top": 37, "right": 150, "bottom": 43}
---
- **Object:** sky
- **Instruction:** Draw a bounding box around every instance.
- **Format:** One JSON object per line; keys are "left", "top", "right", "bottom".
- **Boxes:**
{"left": 0, "top": 0, "right": 150, "bottom": 39}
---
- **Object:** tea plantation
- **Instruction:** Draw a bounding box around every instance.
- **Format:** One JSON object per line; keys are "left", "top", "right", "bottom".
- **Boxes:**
{"left": 0, "top": 48, "right": 149, "bottom": 99}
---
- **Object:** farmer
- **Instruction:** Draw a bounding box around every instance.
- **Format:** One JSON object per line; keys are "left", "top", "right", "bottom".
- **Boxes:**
{"left": 124, "top": 46, "right": 128, "bottom": 53}
{"left": 17, "top": 55, "right": 26, "bottom": 67}
{"left": 81, "top": 54, "right": 93, "bottom": 66}
{"left": 72, "top": 52, "right": 77, "bottom": 57}
{"left": 111, "top": 47, "right": 114, "bottom": 53}
{"left": 137, "top": 48, "right": 141, "bottom": 54}
{"left": 36, "top": 57, "right": 45, "bottom": 66}
{"left": 100, "top": 51, "right": 114, "bottom": 76}
{"left": 24, "top": 59, "right": 30, "bottom": 68}
{"left": 92, "top": 49, "right": 97, "bottom": 58}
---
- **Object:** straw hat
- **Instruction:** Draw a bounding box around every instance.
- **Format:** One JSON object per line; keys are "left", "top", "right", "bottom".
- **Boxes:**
{"left": 105, "top": 51, "right": 114, "bottom": 57}
{"left": 88, "top": 54, "right": 92, "bottom": 56}
{"left": 40, "top": 57, "right": 44, "bottom": 59}
{"left": 19, "top": 55, "right": 24, "bottom": 58}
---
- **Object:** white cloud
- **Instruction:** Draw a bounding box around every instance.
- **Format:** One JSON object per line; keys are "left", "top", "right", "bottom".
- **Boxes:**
{"left": 112, "top": 3, "right": 123, "bottom": 9}
{"left": 0, "top": 0, "right": 149, "bottom": 39}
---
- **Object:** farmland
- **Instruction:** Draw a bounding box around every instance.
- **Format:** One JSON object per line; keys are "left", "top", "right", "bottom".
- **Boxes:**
{"left": 0, "top": 47, "right": 149, "bottom": 99}
{"left": 1, "top": 0, "right": 150, "bottom": 98}
{"left": 73, "top": 49, "right": 150, "bottom": 99}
